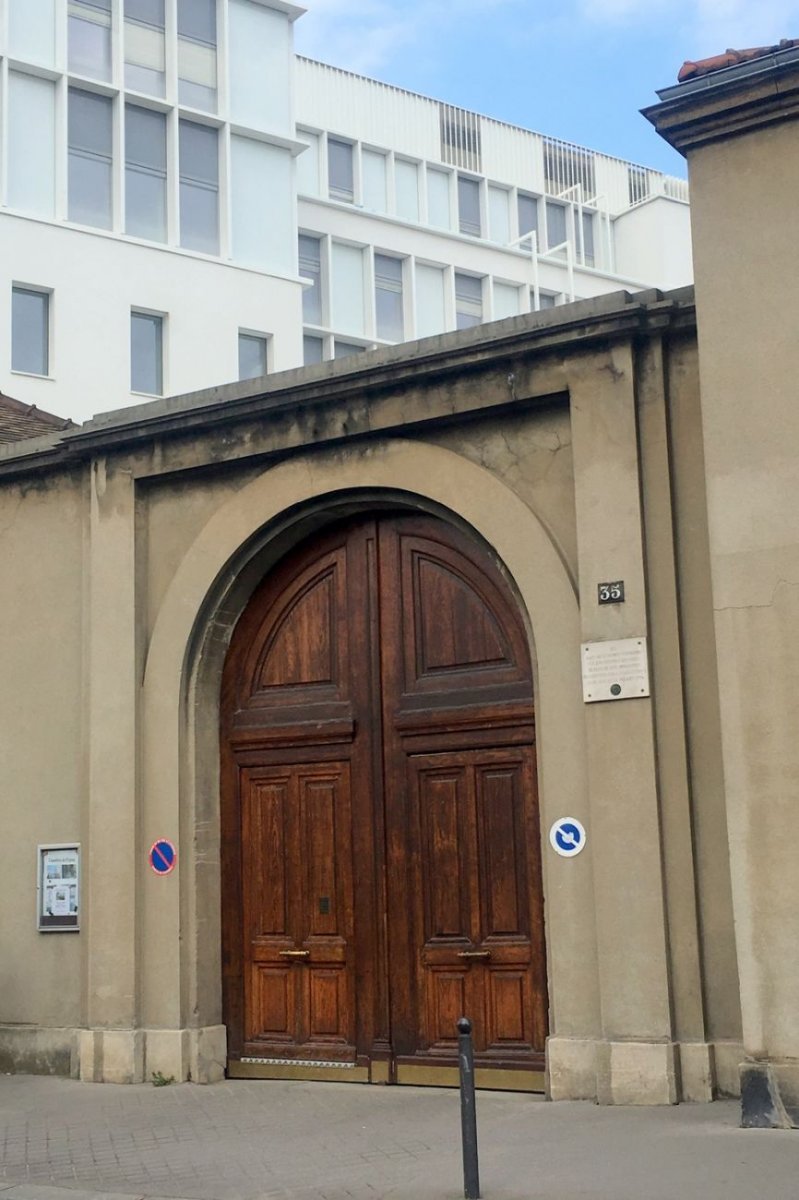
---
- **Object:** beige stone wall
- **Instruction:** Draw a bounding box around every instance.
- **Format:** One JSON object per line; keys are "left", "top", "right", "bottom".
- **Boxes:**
{"left": 0, "top": 297, "right": 742, "bottom": 1102}
{"left": 0, "top": 471, "right": 86, "bottom": 1045}
{"left": 687, "top": 120, "right": 799, "bottom": 1081}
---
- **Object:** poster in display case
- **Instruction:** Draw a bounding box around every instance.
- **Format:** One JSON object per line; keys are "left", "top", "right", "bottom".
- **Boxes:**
{"left": 37, "top": 844, "right": 80, "bottom": 931}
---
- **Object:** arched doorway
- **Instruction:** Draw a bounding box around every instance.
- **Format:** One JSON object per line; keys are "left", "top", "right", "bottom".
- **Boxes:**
{"left": 221, "top": 511, "right": 547, "bottom": 1089}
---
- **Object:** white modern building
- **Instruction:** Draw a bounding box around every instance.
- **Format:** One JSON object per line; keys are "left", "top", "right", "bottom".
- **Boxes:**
{"left": 0, "top": 0, "right": 693, "bottom": 423}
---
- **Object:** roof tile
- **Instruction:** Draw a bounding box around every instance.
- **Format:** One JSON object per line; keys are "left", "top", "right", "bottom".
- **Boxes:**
{"left": 678, "top": 39, "right": 799, "bottom": 82}
{"left": 0, "top": 392, "right": 75, "bottom": 445}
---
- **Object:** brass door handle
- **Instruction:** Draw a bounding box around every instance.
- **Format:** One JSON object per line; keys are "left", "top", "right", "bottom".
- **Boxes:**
{"left": 279, "top": 949, "right": 310, "bottom": 959}
{"left": 457, "top": 950, "right": 491, "bottom": 960}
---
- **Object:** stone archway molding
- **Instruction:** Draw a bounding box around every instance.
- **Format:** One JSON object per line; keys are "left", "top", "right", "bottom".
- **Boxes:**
{"left": 126, "top": 437, "right": 596, "bottom": 1088}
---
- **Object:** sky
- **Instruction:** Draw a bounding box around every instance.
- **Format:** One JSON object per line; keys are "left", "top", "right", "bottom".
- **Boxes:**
{"left": 294, "top": 0, "right": 799, "bottom": 176}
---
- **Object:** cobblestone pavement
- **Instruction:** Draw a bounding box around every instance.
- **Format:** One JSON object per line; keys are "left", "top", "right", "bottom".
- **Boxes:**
{"left": 1, "top": 1075, "right": 797, "bottom": 1200}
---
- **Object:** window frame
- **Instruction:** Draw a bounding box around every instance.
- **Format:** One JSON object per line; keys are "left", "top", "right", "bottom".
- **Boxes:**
{"left": 11, "top": 285, "right": 52, "bottom": 378}
{"left": 130, "top": 307, "right": 165, "bottom": 396}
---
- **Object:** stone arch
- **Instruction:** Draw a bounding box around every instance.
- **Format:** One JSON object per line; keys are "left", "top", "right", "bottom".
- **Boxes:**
{"left": 138, "top": 438, "right": 598, "bottom": 1077}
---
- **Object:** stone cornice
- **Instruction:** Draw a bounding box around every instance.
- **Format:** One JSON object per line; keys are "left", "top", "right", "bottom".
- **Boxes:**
{"left": 643, "top": 47, "right": 799, "bottom": 155}
{"left": 0, "top": 288, "right": 696, "bottom": 484}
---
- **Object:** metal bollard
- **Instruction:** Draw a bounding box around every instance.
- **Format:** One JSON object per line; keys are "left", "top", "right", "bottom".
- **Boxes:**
{"left": 457, "top": 1017, "right": 481, "bottom": 1200}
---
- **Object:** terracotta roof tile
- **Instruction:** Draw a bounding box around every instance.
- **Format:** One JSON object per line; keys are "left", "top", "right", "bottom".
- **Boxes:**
{"left": 0, "top": 392, "right": 75, "bottom": 445}
{"left": 678, "top": 39, "right": 799, "bottom": 83}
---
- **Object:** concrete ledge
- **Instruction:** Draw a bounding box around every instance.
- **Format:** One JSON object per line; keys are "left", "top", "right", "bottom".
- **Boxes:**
{"left": 79, "top": 1026, "right": 227, "bottom": 1083}
{"left": 597, "top": 1041, "right": 678, "bottom": 1105}
{"left": 0, "top": 1025, "right": 79, "bottom": 1078}
{"left": 547, "top": 1036, "right": 599, "bottom": 1100}
{"left": 679, "top": 1042, "right": 715, "bottom": 1102}
{"left": 712, "top": 1040, "right": 744, "bottom": 1098}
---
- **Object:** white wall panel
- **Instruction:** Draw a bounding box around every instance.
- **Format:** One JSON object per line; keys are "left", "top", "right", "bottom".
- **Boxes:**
{"left": 231, "top": 137, "right": 294, "bottom": 275}
{"left": 395, "top": 160, "right": 419, "bottom": 223}
{"left": 7, "top": 74, "right": 56, "bottom": 218}
{"left": 8, "top": 0, "right": 57, "bottom": 67}
{"left": 229, "top": 0, "right": 292, "bottom": 134}
{"left": 296, "top": 132, "right": 320, "bottom": 197}
{"left": 331, "top": 242, "right": 365, "bottom": 335}
{"left": 493, "top": 282, "right": 520, "bottom": 319}
{"left": 427, "top": 168, "right": 451, "bottom": 230}
{"left": 488, "top": 186, "right": 510, "bottom": 244}
{"left": 415, "top": 263, "right": 446, "bottom": 338}
{"left": 362, "top": 150, "right": 387, "bottom": 214}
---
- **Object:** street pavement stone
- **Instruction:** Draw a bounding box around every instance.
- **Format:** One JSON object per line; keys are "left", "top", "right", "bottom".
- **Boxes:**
{"left": 1, "top": 1074, "right": 797, "bottom": 1200}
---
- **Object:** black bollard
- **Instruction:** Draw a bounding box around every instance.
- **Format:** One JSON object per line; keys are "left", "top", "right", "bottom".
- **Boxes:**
{"left": 457, "top": 1016, "right": 480, "bottom": 1200}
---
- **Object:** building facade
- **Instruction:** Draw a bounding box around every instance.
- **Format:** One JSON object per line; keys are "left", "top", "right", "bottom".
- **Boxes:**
{"left": 0, "top": 0, "right": 691, "bottom": 423}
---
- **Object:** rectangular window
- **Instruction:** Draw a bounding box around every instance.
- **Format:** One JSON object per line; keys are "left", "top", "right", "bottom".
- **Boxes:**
{"left": 12, "top": 288, "right": 49, "bottom": 376}
{"left": 536, "top": 291, "right": 558, "bottom": 310}
{"left": 178, "top": 0, "right": 217, "bottom": 110}
{"left": 68, "top": 89, "right": 113, "bottom": 229}
{"left": 238, "top": 332, "right": 268, "bottom": 381}
{"left": 545, "top": 201, "right": 568, "bottom": 252}
{"left": 455, "top": 272, "right": 482, "bottom": 330}
{"left": 458, "top": 176, "right": 481, "bottom": 237}
{"left": 328, "top": 139, "right": 354, "bottom": 203}
{"left": 394, "top": 159, "right": 419, "bottom": 223}
{"left": 303, "top": 334, "right": 324, "bottom": 366}
{"left": 69, "top": 0, "right": 112, "bottom": 80}
{"left": 517, "top": 193, "right": 539, "bottom": 243}
{"left": 124, "top": 0, "right": 166, "bottom": 96}
{"left": 179, "top": 120, "right": 219, "bottom": 254}
{"left": 125, "top": 105, "right": 167, "bottom": 242}
{"left": 130, "top": 311, "right": 163, "bottom": 394}
{"left": 374, "top": 254, "right": 403, "bottom": 342}
{"left": 299, "top": 235, "right": 323, "bottom": 325}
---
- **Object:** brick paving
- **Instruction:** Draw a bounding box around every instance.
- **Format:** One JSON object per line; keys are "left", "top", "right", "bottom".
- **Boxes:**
{"left": 1, "top": 1075, "right": 797, "bottom": 1200}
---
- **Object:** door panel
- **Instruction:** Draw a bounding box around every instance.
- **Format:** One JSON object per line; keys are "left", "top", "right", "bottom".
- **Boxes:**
{"left": 222, "top": 512, "right": 547, "bottom": 1086}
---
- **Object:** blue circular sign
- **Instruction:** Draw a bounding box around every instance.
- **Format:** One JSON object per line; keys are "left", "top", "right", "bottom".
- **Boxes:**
{"left": 549, "top": 818, "right": 586, "bottom": 858}
{"left": 149, "top": 839, "right": 177, "bottom": 875}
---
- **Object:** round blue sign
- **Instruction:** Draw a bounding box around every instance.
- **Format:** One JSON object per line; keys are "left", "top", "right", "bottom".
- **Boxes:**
{"left": 549, "top": 818, "right": 586, "bottom": 858}
{"left": 149, "top": 839, "right": 176, "bottom": 875}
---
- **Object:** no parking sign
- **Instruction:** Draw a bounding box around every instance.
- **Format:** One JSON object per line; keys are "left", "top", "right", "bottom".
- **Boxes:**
{"left": 149, "top": 839, "right": 177, "bottom": 875}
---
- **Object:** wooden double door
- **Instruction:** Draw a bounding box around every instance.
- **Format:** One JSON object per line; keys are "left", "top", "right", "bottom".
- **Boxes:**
{"left": 221, "top": 513, "right": 547, "bottom": 1089}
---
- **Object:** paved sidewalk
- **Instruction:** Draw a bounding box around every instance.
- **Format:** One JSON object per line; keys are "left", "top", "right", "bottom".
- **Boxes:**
{"left": 0, "top": 1075, "right": 796, "bottom": 1200}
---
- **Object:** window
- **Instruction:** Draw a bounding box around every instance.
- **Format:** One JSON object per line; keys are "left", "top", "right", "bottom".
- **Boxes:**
{"left": 374, "top": 254, "right": 403, "bottom": 342}
{"left": 455, "top": 273, "right": 482, "bottom": 330}
{"left": 69, "top": 0, "right": 112, "bottom": 80}
{"left": 439, "top": 103, "right": 482, "bottom": 173}
{"left": 545, "top": 201, "right": 568, "bottom": 253}
{"left": 68, "top": 89, "right": 113, "bottom": 229}
{"left": 334, "top": 341, "right": 363, "bottom": 359}
{"left": 125, "top": 106, "right": 167, "bottom": 241}
{"left": 238, "top": 333, "right": 268, "bottom": 381}
{"left": 328, "top": 139, "right": 354, "bottom": 203}
{"left": 458, "top": 176, "right": 481, "bottom": 237}
{"left": 12, "top": 288, "right": 49, "bottom": 376}
{"left": 303, "top": 335, "right": 324, "bottom": 366}
{"left": 299, "top": 235, "right": 323, "bottom": 325}
{"left": 130, "top": 311, "right": 163, "bottom": 394}
{"left": 179, "top": 120, "right": 219, "bottom": 254}
{"left": 536, "top": 291, "right": 558, "bottom": 310}
{"left": 517, "top": 193, "right": 539, "bottom": 244}
{"left": 178, "top": 0, "right": 217, "bottom": 110}
{"left": 124, "top": 0, "right": 166, "bottom": 96}
{"left": 453, "top": 272, "right": 479, "bottom": 328}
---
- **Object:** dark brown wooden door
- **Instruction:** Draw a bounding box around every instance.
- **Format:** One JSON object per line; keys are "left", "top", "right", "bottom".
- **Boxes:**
{"left": 221, "top": 513, "right": 547, "bottom": 1082}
